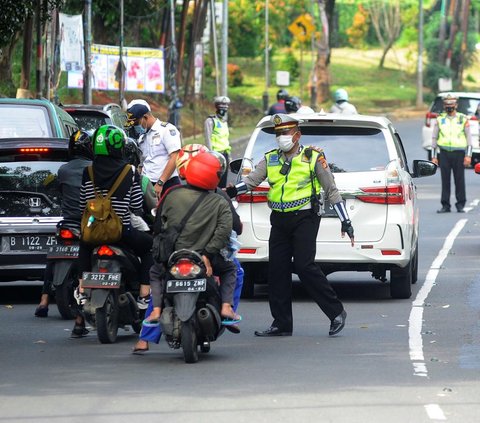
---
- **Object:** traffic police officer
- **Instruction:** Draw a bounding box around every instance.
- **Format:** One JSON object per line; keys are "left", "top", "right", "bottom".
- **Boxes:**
{"left": 431, "top": 94, "right": 472, "bottom": 213}
{"left": 126, "top": 101, "right": 182, "bottom": 197}
{"left": 227, "top": 114, "right": 354, "bottom": 336}
{"left": 204, "top": 96, "right": 231, "bottom": 188}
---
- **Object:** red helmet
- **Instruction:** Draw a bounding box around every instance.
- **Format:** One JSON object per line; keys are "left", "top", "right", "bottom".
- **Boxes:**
{"left": 185, "top": 151, "right": 226, "bottom": 190}
{"left": 176, "top": 143, "right": 209, "bottom": 179}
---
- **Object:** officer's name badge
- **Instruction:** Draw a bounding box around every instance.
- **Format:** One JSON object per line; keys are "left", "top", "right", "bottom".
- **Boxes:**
{"left": 268, "top": 154, "right": 280, "bottom": 165}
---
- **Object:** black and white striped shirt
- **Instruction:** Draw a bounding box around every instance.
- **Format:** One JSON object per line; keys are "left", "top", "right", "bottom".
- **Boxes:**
{"left": 79, "top": 167, "right": 144, "bottom": 227}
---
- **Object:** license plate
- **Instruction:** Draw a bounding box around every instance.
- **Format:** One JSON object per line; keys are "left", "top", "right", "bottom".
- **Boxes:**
{"left": 9, "top": 235, "right": 57, "bottom": 252}
{"left": 82, "top": 272, "right": 122, "bottom": 289}
{"left": 47, "top": 245, "right": 79, "bottom": 259}
{"left": 166, "top": 278, "right": 207, "bottom": 293}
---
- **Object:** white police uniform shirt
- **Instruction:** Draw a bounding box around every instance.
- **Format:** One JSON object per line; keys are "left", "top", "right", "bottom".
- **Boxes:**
{"left": 138, "top": 118, "right": 181, "bottom": 183}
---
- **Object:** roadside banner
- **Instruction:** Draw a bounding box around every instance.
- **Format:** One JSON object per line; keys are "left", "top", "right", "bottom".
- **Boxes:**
{"left": 59, "top": 13, "right": 84, "bottom": 71}
{"left": 67, "top": 44, "right": 164, "bottom": 93}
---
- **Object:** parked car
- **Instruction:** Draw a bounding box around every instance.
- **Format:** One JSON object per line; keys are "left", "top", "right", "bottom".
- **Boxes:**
{"left": 422, "top": 91, "right": 480, "bottom": 161}
{"left": 61, "top": 103, "right": 127, "bottom": 132}
{"left": 0, "top": 98, "right": 78, "bottom": 139}
{"left": 230, "top": 112, "right": 437, "bottom": 299}
{"left": 0, "top": 138, "right": 69, "bottom": 281}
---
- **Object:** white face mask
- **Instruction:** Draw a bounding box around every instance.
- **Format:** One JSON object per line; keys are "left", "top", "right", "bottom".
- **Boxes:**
{"left": 276, "top": 134, "right": 295, "bottom": 152}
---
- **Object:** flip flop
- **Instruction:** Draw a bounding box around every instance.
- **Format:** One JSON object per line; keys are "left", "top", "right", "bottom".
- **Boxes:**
{"left": 132, "top": 346, "right": 149, "bottom": 355}
{"left": 221, "top": 314, "right": 242, "bottom": 326}
{"left": 225, "top": 324, "right": 241, "bottom": 334}
{"left": 142, "top": 318, "right": 160, "bottom": 327}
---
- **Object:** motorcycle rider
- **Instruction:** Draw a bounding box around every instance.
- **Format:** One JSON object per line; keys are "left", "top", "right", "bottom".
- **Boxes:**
{"left": 329, "top": 88, "right": 358, "bottom": 115}
{"left": 284, "top": 96, "right": 315, "bottom": 114}
{"left": 267, "top": 89, "right": 289, "bottom": 115}
{"left": 132, "top": 145, "right": 244, "bottom": 353}
{"left": 35, "top": 130, "right": 93, "bottom": 318}
{"left": 72, "top": 125, "right": 153, "bottom": 338}
{"left": 145, "top": 151, "right": 239, "bottom": 327}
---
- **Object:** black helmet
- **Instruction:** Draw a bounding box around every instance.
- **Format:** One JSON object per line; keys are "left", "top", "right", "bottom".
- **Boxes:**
{"left": 284, "top": 96, "right": 301, "bottom": 113}
{"left": 123, "top": 137, "right": 142, "bottom": 167}
{"left": 277, "top": 89, "right": 289, "bottom": 101}
{"left": 68, "top": 130, "right": 93, "bottom": 160}
{"left": 92, "top": 125, "right": 127, "bottom": 159}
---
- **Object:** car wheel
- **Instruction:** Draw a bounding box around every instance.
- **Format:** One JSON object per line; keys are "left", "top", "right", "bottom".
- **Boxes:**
{"left": 390, "top": 260, "right": 412, "bottom": 299}
{"left": 412, "top": 247, "right": 418, "bottom": 285}
{"left": 427, "top": 150, "right": 432, "bottom": 161}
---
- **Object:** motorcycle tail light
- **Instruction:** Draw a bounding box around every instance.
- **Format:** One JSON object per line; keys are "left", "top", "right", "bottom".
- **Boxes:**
{"left": 97, "top": 245, "right": 116, "bottom": 256}
{"left": 170, "top": 258, "right": 202, "bottom": 278}
{"left": 59, "top": 229, "right": 75, "bottom": 240}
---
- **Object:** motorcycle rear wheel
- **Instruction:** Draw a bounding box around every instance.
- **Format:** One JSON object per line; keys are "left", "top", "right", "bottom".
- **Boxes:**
{"left": 96, "top": 291, "right": 119, "bottom": 343}
{"left": 181, "top": 318, "right": 199, "bottom": 363}
{"left": 55, "top": 277, "right": 77, "bottom": 320}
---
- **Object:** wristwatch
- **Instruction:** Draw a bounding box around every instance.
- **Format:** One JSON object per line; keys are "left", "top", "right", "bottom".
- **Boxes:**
{"left": 156, "top": 179, "right": 164, "bottom": 186}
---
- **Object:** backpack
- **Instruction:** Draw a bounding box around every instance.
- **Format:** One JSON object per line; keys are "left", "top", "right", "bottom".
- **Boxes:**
{"left": 80, "top": 165, "right": 131, "bottom": 245}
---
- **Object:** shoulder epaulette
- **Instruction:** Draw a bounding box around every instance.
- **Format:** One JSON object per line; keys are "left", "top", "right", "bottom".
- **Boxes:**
{"left": 160, "top": 121, "right": 169, "bottom": 127}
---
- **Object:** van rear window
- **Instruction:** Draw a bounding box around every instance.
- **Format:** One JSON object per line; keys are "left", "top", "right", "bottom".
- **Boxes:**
{"left": 251, "top": 126, "right": 389, "bottom": 173}
{"left": 0, "top": 105, "right": 52, "bottom": 138}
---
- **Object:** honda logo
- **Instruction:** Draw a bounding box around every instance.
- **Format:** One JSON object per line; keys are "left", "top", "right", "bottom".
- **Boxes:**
{"left": 29, "top": 197, "right": 41, "bottom": 207}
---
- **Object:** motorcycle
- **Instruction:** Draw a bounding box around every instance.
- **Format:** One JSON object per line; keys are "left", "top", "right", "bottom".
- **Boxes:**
{"left": 159, "top": 249, "right": 224, "bottom": 363}
{"left": 81, "top": 243, "right": 143, "bottom": 344}
{"left": 46, "top": 219, "right": 81, "bottom": 319}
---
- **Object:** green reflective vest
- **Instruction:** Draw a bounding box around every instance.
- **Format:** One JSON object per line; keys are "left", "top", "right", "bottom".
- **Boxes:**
{"left": 210, "top": 116, "right": 231, "bottom": 153}
{"left": 437, "top": 113, "right": 467, "bottom": 150}
{"left": 265, "top": 147, "right": 321, "bottom": 212}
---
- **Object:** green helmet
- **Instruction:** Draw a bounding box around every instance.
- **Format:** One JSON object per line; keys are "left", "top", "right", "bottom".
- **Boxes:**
{"left": 92, "top": 125, "right": 127, "bottom": 158}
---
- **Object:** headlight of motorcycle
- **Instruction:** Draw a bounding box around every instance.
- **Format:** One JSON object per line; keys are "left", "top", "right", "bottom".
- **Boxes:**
{"left": 170, "top": 258, "right": 202, "bottom": 278}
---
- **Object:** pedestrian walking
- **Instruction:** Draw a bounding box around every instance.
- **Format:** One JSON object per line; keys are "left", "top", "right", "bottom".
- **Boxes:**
{"left": 431, "top": 94, "right": 472, "bottom": 213}
{"left": 204, "top": 96, "right": 231, "bottom": 188}
{"left": 227, "top": 113, "right": 354, "bottom": 337}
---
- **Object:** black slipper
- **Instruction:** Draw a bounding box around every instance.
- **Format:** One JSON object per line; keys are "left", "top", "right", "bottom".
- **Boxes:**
{"left": 34, "top": 306, "right": 48, "bottom": 318}
{"left": 132, "top": 346, "right": 149, "bottom": 355}
{"left": 225, "top": 324, "right": 241, "bottom": 334}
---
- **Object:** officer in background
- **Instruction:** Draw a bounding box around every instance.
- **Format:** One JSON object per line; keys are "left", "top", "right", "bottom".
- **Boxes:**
{"left": 267, "top": 89, "right": 289, "bottom": 115}
{"left": 431, "top": 94, "right": 472, "bottom": 213}
{"left": 204, "top": 96, "right": 231, "bottom": 188}
{"left": 126, "top": 100, "right": 182, "bottom": 197}
{"left": 227, "top": 114, "right": 354, "bottom": 337}
{"left": 330, "top": 88, "right": 358, "bottom": 115}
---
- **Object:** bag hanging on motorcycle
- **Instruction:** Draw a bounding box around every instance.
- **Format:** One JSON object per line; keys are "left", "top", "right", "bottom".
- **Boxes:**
{"left": 152, "top": 224, "right": 182, "bottom": 263}
{"left": 80, "top": 165, "right": 131, "bottom": 245}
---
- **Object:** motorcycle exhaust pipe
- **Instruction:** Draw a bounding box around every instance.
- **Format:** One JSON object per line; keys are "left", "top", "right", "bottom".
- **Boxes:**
{"left": 197, "top": 307, "right": 217, "bottom": 338}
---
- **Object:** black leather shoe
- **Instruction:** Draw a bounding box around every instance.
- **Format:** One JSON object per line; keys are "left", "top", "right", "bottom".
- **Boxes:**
{"left": 254, "top": 326, "right": 292, "bottom": 337}
{"left": 437, "top": 207, "right": 451, "bottom": 213}
{"left": 329, "top": 310, "right": 347, "bottom": 336}
{"left": 457, "top": 207, "right": 465, "bottom": 213}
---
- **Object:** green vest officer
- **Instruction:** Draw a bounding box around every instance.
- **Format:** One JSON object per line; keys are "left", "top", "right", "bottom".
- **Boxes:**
{"left": 226, "top": 113, "right": 354, "bottom": 337}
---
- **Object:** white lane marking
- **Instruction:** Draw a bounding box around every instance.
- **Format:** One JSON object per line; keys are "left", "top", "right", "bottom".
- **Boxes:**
{"left": 409, "top": 219, "right": 467, "bottom": 373}
{"left": 425, "top": 404, "right": 447, "bottom": 420}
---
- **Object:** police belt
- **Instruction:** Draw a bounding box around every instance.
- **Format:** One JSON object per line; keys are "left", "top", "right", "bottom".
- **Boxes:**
{"left": 268, "top": 197, "right": 311, "bottom": 211}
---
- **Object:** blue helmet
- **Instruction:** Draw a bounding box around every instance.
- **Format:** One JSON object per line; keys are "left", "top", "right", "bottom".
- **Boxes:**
{"left": 334, "top": 88, "right": 349, "bottom": 102}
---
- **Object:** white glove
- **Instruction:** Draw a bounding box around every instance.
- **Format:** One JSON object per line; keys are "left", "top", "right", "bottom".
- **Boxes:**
{"left": 74, "top": 287, "right": 87, "bottom": 306}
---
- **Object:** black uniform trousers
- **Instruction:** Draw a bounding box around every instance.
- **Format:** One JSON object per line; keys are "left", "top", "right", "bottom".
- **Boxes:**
{"left": 438, "top": 149, "right": 466, "bottom": 210}
{"left": 268, "top": 209, "right": 344, "bottom": 332}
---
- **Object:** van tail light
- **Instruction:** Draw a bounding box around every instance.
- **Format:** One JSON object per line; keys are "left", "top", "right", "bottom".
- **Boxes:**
{"left": 425, "top": 112, "right": 438, "bottom": 128}
{"left": 470, "top": 115, "right": 478, "bottom": 122}
{"left": 357, "top": 161, "right": 405, "bottom": 205}
{"left": 357, "top": 185, "right": 405, "bottom": 204}
{"left": 237, "top": 186, "right": 270, "bottom": 203}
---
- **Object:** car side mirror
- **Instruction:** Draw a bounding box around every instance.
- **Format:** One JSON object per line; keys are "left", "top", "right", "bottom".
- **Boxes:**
{"left": 411, "top": 160, "right": 437, "bottom": 178}
{"left": 230, "top": 158, "right": 242, "bottom": 174}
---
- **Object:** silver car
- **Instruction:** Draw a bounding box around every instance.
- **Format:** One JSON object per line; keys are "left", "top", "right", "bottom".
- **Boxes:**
{"left": 231, "top": 112, "right": 437, "bottom": 299}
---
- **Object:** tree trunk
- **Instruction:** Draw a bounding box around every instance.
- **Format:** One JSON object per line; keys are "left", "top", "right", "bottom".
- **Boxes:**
{"left": 0, "top": 39, "right": 18, "bottom": 97}
{"left": 21, "top": 15, "right": 34, "bottom": 90}
{"left": 379, "top": 40, "right": 394, "bottom": 68}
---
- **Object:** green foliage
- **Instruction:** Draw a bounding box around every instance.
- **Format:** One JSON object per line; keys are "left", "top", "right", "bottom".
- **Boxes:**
{"left": 424, "top": 62, "right": 452, "bottom": 93}
{"left": 277, "top": 48, "right": 299, "bottom": 80}
{"left": 229, "top": 1, "right": 262, "bottom": 58}
{"left": 345, "top": 4, "right": 369, "bottom": 48}
{"left": 227, "top": 63, "right": 244, "bottom": 87}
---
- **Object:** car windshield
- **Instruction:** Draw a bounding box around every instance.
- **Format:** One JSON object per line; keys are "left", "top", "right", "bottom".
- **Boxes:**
{"left": 431, "top": 97, "right": 480, "bottom": 116}
{"left": 249, "top": 125, "right": 389, "bottom": 172}
{"left": 0, "top": 159, "right": 64, "bottom": 217}
{"left": 69, "top": 111, "right": 110, "bottom": 132}
{"left": 0, "top": 105, "right": 52, "bottom": 138}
